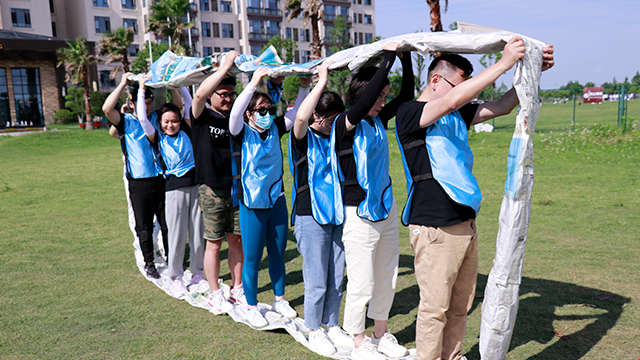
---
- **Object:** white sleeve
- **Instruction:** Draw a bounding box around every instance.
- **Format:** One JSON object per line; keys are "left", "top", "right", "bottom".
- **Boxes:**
{"left": 229, "top": 84, "right": 257, "bottom": 136}
{"left": 137, "top": 89, "right": 156, "bottom": 137}
{"left": 179, "top": 87, "right": 193, "bottom": 119}
{"left": 284, "top": 86, "right": 310, "bottom": 131}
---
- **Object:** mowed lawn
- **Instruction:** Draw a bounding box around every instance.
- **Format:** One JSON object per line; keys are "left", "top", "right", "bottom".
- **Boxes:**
{"left": 1, "top": 101, "right": 639, "bottom": 359}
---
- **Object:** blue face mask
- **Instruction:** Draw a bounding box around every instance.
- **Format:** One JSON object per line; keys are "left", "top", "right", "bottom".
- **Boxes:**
{"left": 255, "top": 112, "right": 274, "bottom": 130}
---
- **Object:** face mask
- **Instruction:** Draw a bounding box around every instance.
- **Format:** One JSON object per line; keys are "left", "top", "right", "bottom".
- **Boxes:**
{"left": 255, "top": 112, "right": 274, "bottom": 130}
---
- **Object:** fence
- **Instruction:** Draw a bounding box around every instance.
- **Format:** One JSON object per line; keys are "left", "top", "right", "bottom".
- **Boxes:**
{"left": 477, "top": 85, "right": 639, "bottom": 134}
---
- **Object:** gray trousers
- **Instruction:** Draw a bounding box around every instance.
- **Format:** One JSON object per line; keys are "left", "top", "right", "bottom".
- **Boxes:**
{"left": 166, "top": 185, "right": 205, "bottom": 280}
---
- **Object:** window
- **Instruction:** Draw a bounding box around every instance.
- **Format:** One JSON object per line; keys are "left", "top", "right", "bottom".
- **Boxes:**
{"left": 357, "top": 0, "right": 362, "bottom": 4}
{"left": 11, "top": 68, "right": 43, "bottom": 126}
{"left": 123, "top": 18, "right": 138, "bottom": 34}
{"left": 122, "top": 0, "right": 136, "bottom": 10}
{"left": 266, "top": 0, "right": 278, "bottom": 9}
{"left": 0, "top": 69, "right": 10, "bottom": 128}
{"left": 250, "top": 45, "right": 263, "bottom": 56}
{"left": 129, "top": 44, "right": 139, "bottom": 57}
{"left": 203, "top": 46, "right": 213, "bottom": 56}
{"left": 293, "top": 28, "right": 298, "bottom": 41}
{"left": 364, "top": 14, "right": 372, "bottom": 24}
{"left": 95, "top": 16, "right": 111, "bottom": 33}
{"left": 202, "top": 22, "right": 211, "bottom": 37}
{"left": 93, "top": 0, "right": 109, "bottom": 7}
{"left": 294, "top": 51, "right": 300, "bottom": 63}
{"left": 211, "top": 0, "right": 218, "bottom": 11}
{"left": 248, "top": 0, "right": 260, "bottom": 7}
{"left": 223, "top": 47, "right": 234, "bottom": 52}
{"left": 365, "top": 33, "right": 373, "bottom": 43}
{"left": 285, "top": 28, "right": 292, "bottom": 39}
{"left": 339, "top": 6, "right": 349, "bottom": 16}
{"left": 100, "top": 70, "right": 116, "bottom": 88}
{"left": 358, "top": 32, "right": 363, "bottom": 44}
{"left": 300, "top": 28, "right": 309, "bottom": 42}
{"left": 49, "top": 0, "right": 55, "bottom": 13}
{"left": 325, "top": 25, "right": 334, "bottom": 41}
{"left": 11, "top": 9, "right": 31, "bottom": 28}
{"left": 358, "top": 13, "right": 363, "bottom": 23}
{"left": 364, "top": 0, "right": 371, "bottom": 4}
{"left": 301, "top": 50, "right": 311, "bottom": 63}
{"left": 325, "top": 5, "right": 335, "bottom": 15}
{"left": 52, "top": 22, "right": 57, "bottom": 37}
{"left": 222, "top": 23, "right": 233, "bottom": 38}
{"left": 142, "top": 0, "right": 146, "bottom": 7}
{"left": 200, "top": 0, "right": 209, "bottom": 10}
{"left": 220, "top": 1, "right": 231, "bottom": 12}
{"left": 265, "top": 21, "right": 279, "bottom": 35}
{"left": 214, "top": 47, "right": 221, "bottom": 52}
{"left": 353, "top": 31, "right": 358, "bottom": 45}
{"left": 249, "top": 20, "right": 263, "bottom": 34}
{"left": 212, "top": 22, "right": 220, "bottom": 37}
{"left": 144, "top": 15, "right": 148, "bottom": 26}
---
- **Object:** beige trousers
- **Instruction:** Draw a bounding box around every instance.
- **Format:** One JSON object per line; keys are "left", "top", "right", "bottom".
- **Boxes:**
{"left": 409, "top": 219, "right": 478, "bottom": 360}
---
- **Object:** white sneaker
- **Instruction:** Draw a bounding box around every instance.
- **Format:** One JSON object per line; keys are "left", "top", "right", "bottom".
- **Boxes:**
{"left": 189, "top": 273, "right": 207, "bottom": 286}
{"left": 325, "top": 326, "right": 353, "bottom": 349}
{"left": 229, "top": 283, "right": 247, "bottom": 305}
{"left": 273, "top": 299, "right": 297, "bottom": 319}
{"left": 169, "top": 278, "right": 188, "bottom": 298}
{"left": 207, "top": 289, "right": 234, "bottom": 314}
{"left": 371, "top": 330, "right": 408, "bottom": 358}
{"left": 247, "top": 307, "right": 268, "bottom": 328}
{"left": 308, "top": 329, "right": 337, "bottom": 356}
{"left": 351, "top": 337, "right": 386, "bottom": 360}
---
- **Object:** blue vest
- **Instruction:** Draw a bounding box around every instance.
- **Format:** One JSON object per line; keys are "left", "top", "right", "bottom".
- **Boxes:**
{"left": 122, "top": 112, "right": 163, "bottom": 179}
{"left": 330, "top": 116, "right": 393, "bottom": 222}
{"left": 239, "top": 124, "right": 283, "bottom": 209}
{"left": 158, "top": 129, "right": 195, "bottom": 178}
{"left": 396, "top": 110, "right": 481, "bottom": 225}
{"left": 289, "top": 129, "right": 344, "bottom": 226}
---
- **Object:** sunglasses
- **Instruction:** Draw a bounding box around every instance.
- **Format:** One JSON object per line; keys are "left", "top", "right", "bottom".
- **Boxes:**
{"left": 255, "top": 107, "right": 277, "bottom": 116}
{"left": 439, "top": 74, "right": 457, "bottom": 88}
{"left": 214, "top": 91, "right": 237, "bottom": 100}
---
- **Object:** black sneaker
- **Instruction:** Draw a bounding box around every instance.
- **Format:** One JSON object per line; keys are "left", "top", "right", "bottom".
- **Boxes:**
{"left": 145, "top": 263, "right": 160, "bottom": 279}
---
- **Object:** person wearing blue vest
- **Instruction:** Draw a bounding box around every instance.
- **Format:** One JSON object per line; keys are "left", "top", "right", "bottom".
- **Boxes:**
{"left": 228, "top": 67, "right": 305, "bottom": 329}
{"left": 289, "top": 60, "right": 353, "bottom": 356}
{"left": 330, "top": 41, "right": 413, "bottom": 360}
{"left": 394, "top": 38, "right": 554, "bottom": 360}
{"left": 103, "top": 72, "right": 180, "bottom": 279}
{"left": 134, "top": 76, "right": 205, "bottom": 299}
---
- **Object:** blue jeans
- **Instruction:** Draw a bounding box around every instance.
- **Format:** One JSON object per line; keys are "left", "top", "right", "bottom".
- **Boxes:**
{"left": 294, "top": 215, "right": 345, "bottom": 330}
{"left": 240, "top": 196, "right": 289, "bottom": 306}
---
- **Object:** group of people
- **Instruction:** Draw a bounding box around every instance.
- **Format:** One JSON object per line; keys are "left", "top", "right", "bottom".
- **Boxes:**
{"left": 102, "top": 37, "right": 554, "bottom": 360}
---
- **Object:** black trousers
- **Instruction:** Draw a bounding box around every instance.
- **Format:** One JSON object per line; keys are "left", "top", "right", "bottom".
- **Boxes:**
{"left": 129, "top": 176, "right": 169, "bottom": 265}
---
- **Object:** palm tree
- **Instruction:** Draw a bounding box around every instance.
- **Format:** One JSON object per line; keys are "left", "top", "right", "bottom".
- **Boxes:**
{"left": 286, "top": 0, "right": 323, "bottom": 59}
{"left": 148, "top": 0, "right": 194, "bottom": 55}
{"left": 98, "top": 27, "right": 135, "bottom": 79}
{"left": 57, "top": 37, "right": 100, "bottom": 130}
{"left": 425, "top": 0, "right": 448, "bottom": 32}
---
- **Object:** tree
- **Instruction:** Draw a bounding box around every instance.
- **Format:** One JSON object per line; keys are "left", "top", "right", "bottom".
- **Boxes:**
{"left": 479, "top": 52, "right": 503, "bottom": 100}
{"left": 148, "top": 0, "right": 194, "bottom": 55}
{"left": 283, "top": 76, "right": 301, "bottom": 104}
{"left": 64, "top": 87, "right": 106, "bottom": 122}
{"left": 131, "top": 41, "right": 172, "bottom": 74}
{"left": 425, "top": 0, "right": 448, "bottom": 32}
{"left": 413, "top": 52, "right": 428, "bottom": 94}
{"left": 286, "top": 0, "right": 323, "bottom": 59}
{"left": 326, "top": 15, "right": 352, "bottom": 99}
{"left": 632, "top": 71, "right": 640, "bottom": 85}
{"left": 57, "top": 37, "right": 100, "bottom": 130}
{"left": 98, "top": 27, "right": 135, "bottom": 79}
{"left": 584, "top": 82, "right": 596, "bottom": 88}
{"left": 262, "top": 35, "right": 298, "bottom": 63}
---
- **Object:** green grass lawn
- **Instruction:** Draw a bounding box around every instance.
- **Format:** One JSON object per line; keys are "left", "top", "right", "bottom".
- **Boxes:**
{"left": 1, "top": 103, "right": 639, "bottom": 359}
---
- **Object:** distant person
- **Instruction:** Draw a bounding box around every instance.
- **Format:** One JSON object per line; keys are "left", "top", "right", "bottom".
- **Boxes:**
{"left": 394, "top": 38, "right": 554, "bottom": 360}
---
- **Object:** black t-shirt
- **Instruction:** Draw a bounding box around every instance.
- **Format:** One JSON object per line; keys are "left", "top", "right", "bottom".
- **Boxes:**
{"left": 190, "top": 107, "right": 233, "bottom": 189}
{"left": 291, "top": 128, "right": 329, "bottom": 216}
{"left": 395, "top": 101, "right": 479, "bottom": 227}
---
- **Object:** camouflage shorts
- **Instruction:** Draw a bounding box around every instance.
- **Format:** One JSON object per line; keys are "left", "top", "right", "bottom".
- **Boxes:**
{"left": 198, "top": 184, "right": 241, "bottom": 240}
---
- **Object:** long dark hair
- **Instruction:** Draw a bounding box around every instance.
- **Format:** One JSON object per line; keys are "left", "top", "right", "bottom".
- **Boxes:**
{"left": 346, "top": 66, "right": 390, "bottom": 108}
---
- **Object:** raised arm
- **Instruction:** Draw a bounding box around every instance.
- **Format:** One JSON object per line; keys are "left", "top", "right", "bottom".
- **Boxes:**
{"left": 283, "top": 76, "right": 311, "bottom": 132}
{"left": 137, "top": 76, "right": 158, "bottom": 143}
{"left": 102, "top": 72, "right": 133, "bottom": 126}
{"left": 169, "top": 88, "right": 183, "bottom": 109}
{"left": 293, "top": 61, "right": 332, "bottom": 140}
{"left": 179, "top": 86, "right": 193, "bottom": 126}
{"left": 418, "top": 36, "right": 525, "bottom": 128}
{"left": 229, "top": 67, "right": 268, "bottom": 136}
{"left": 472, "top": 43, "right": 555, "bottom": 125}
{"left": 192, "top": 51, "right": 239, "bottom": 119}
{"left": 378, "top": 51, "right": 414, "bottom": 126}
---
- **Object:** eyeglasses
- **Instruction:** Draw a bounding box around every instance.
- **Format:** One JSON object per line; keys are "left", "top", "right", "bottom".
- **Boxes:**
{"left": 439, "top": 74, "right": 457, "bottom": 88}
{"left": 255, "top": 107, "right": 277, "bottom": 116}
{"left": 214, "top": 91, "right": 237, "bottom": 100}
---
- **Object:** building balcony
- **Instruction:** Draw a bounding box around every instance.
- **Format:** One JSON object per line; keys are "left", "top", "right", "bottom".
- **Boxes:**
{"left": 248, "top": 32, "right": 280, "bottom": 40}
{"left": 322, "top": 14, "right": 351, "bottom": 23}
{"left": 247, "top": 7, "right": 282, "bottom": 17}
{"left": 188, "top": 3, "right": 198, "bottom": 17}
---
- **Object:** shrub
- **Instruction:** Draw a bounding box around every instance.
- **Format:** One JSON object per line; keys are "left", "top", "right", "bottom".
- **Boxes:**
{"left": 52, "top": 109, "right": 75, "bottom": 124}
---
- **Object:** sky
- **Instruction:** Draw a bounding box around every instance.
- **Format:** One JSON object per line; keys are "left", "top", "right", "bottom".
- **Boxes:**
{"left": 375, "top": 0, "right": 640, "bottom": 90}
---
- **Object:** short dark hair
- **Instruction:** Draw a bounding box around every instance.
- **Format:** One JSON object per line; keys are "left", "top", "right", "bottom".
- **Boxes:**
{"left": 346, "top": 66, "right": 390, "bottom": 108}
{"left": 219, "top": 76, "right": 237, "bottom": 87}
{"left": 128, "top": 85, "right": 154, "bottom": 103}
{"left": 159, "top": 103, "right": 182, "bottom": 122}
{"left": 311, "top": 91, "right": 344, "bottom": 125}
{"left": 242, "top": 91, "right": 272, "bottom": 123}
{"left": 427, "top": 53, "right": 474, "bottom": 81}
